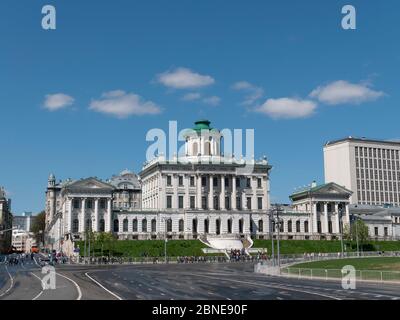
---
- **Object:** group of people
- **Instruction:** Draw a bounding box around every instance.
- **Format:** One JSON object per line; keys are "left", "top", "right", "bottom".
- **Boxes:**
{"left": 4, "top": 252, "right": 35, "bottom": 266}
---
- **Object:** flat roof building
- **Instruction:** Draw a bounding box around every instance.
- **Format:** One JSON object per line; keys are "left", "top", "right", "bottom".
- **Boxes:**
{"left": 324, "top": 137, "right": 400, "bottom": 206}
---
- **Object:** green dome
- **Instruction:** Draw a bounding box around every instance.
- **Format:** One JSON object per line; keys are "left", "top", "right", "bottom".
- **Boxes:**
{"left": 193, "top": 119, "right": 212, "bottom": 132}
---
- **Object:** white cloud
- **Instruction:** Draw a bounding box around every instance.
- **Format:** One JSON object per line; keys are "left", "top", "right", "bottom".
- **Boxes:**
{"left": 256, "top": 98, "right": 317, "bottom": 119}
{"left": 157, "top": 67, "right": 215, "bottom": 89}
{"left": 232, "top": 81, "right": 264, "bottom": 106}
{"left": 89, "top": 90, "right": 162, "bottom": 118}
{"left": 182, "top": 92, "right": 202, "bottom": 101}
{"left": 310, "top": 80, "right": 384, "bottom": 105}
{"left": 203, "top": 96, "right": 221, "bottom": 106}
{"left": 43, "top": 93, "right": 74, "bottom": 111}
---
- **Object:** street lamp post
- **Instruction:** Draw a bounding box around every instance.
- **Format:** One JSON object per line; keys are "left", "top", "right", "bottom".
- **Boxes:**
{"left": 269, "top": 209, "right": 275, "bottom": 266}
{"left": 276, "top": 206, "right": 282, "bottom": 270}
{"left": 339, "top": 208, "right": 344, "bottom": 258}
{"left": 354, "top": 215, "right": 360, "bottom": 257}
{"left": 161, "top": 217, "right": 167, "bottom": 264}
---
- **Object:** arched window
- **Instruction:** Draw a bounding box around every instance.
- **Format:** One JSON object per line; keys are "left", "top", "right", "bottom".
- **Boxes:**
{"left": 304, "top": 221, "right": 309, "bottom": 233}
{"left": 192, "top": 142, "right": 198, "bottom": 156}
{"left": 287, "top": 220, "right": 292, "bottom": 233}
{"left": 204, "top": 142, "right": 211, "bottom": 156}
{"left": 239, "top": 219, "right": 244, "bottom": 234}
{"left": 227, "top": 219, "right": 232, "bottom": 234}
{"left": 258, "top": 220, "right": 263, "bottom": 233}
{"left": 179, "top": 219, "right": 184, "bottom": 232}
{"left": 151, "top": 219, "right": 157, "bottom": 232}
{"left": 132, "top": 219, "right": 138, "bottom": 232}
{"left": 216, "top": 219, "right": 221, "bottom": 235}
{"left": 204, "top": 219, "right": 209, "bottom": 234}
{"left": 167, "top": 219, "right": 172, "bottom": 232}
{"left": 296, "top": 221, "right": 301, "bottom": 233}
{"left": 192, "top": 218, "right": 198, "bottom": 233}
{"left": 113, "top": 219, "right": 119, "bottom": 232}
{"left": 99, "top": 219, "right": 105, "bottom": 232}
{"left": 123, "top": 219, "right": 128, "bottom": 232}
{"left": 86, "top": 219, "right": 92, "bottom": 231}
{"left": 72, "top": 219, "right": 79, "bottom": 233}
{"left": 142, "top": 219, "right": 147, "bottom": 232}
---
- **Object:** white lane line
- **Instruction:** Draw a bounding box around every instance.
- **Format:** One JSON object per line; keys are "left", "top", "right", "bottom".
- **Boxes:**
{"left": 193, "top": 274, "right": 342, "bottom": 300}
{"left": 33, "top": 256, "right": 82, "bottom": 300}
{"left": 30, "top": 272, "right": 44, "bottom": 300}
{"left": 57, "top": 272, "right": 82, "bottom": 300}
{"left": 85, "top": 272, "right": 123, "bottom": 300}
{"left": 0, "top": 266, "right": 14, "bottom": 298}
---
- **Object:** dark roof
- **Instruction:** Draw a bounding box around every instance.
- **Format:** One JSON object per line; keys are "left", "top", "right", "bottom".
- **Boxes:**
{"left": 325, "top": 137, "right": 400, "bottom": 147}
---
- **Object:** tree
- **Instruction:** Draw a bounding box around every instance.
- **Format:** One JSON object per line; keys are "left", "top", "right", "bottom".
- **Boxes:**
{"left": 30, "top": 211, "right": 46, "bottom": 245}
{"left": 352, "top": 219, "right": 369, "bottom": 245}
{"left": 344, "top": 218, "right": 369, "bottom": 246}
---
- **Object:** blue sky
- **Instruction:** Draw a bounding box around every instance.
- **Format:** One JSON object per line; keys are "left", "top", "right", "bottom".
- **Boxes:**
{"left": 0, "top": 0, "right": 399, "bottom": 214}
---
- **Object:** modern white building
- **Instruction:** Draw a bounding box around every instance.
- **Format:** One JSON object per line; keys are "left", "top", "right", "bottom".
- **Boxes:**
{"left": 12, "top": 212, "right": 33, "bottom": 232}
{"left": 11, "top": 229, "right": 36, "bottom": 253}
{"left": 324, "top": 137, "right": 400, "bottom": 206}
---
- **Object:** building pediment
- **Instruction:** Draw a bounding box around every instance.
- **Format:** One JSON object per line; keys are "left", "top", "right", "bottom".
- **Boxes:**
{"left": 290, "top": 182, "right": 352, "bottom": 202}
{"left": 65, "top": 177, "right": 114, "bottom": 192}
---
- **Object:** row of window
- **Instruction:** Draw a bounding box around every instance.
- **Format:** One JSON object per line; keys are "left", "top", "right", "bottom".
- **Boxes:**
{"left": 357, "top": 179, "right": 400, "bottom": 192}
{"left": 355, "top": 146, "right": 400, "bottom": 160}
{"left": 73, "top": 218, "right": 321, "bottom": 234}
{"left": 165, "top": 195, "right": 264, "bottom": 210}
{"left": 357, "top": 190, "right": 399, "bottom": 204}
{"left": 165, "top": 175, "right": 264, "bottom": 189}
{"left": 356, "top": 157, "right": 400, "bottom": 171}
{"left": 73, "top": 199, "right": 107, "bottom": 209}
{"left": 373, "top": 226, "right": 389, "bottom": 237}
{"left": 356, "top": 169, "right": 400, "bottom": 181}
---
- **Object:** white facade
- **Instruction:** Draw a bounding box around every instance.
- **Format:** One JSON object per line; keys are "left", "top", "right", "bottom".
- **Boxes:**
{"left": 324, "top": 137, "right": 400, "bottom": 206}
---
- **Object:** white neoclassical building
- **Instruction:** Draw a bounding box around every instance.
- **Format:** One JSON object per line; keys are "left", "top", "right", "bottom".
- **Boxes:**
{"left": 45, "top": 120, "right": 400, "bottom": 256}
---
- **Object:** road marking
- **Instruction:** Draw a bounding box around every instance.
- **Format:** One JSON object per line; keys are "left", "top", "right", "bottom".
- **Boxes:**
{"left": 0, "top": 266, "right": 14, "bottom": 298}
{"left": 57, "top": 272, "right": 82, "bottom": 300}
{"left": 85, "top": 272, "right": 123, "bottom": 300}
{"left": 192, "top": 274, "right": 342, "bottom": 300}
{"left": 30, "top": 272, "right": 44, "bottom": 300}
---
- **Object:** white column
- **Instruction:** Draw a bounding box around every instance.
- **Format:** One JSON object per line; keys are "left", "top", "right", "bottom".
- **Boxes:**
{"left": 324, "top": 202, "right": 329, "bottom": 234}
{"left": 220, "top": 175, "right": 226, "bottom": 210}
{"left": 345, "top": 203, "right": 350, "bottom": 225}
{"left": 185, "top": 175, "right": 190, "bottom": 209}
{"left": 173, "top": 174, "right": 178, "bottom": 209}
{"left": 106, "top": 198, "right": 112, "bottom": 232}
{"left": 263, "top": 177, "right": 269, "bottom": 210}
{"left": 251, "top": 177, "right": 257, "bottom": 211}
{"left": 231, "top": 176, "right": 237, "bottom": 210}
{"left": 334, "top": 203, "right": 340, "bottom": 234}
{"left": 312, "top": 202, "right": 318, "bottom": 235}
{"left": 94, "top": 198, "right": 99, "bottom": 232}
{"left": 209, "top": 175, "right": 214, "bottom": 210}
{"left": 197, "top": 175, "right": 202, "bottom": 209}
{"left": 68, "top": 198, "right": 72, "bottom": 233}
{"left": 79, "top": 198, "right": 85, "bottom": 233}
{"left": 242, "top": 191, "right": 247, "bottom": 210}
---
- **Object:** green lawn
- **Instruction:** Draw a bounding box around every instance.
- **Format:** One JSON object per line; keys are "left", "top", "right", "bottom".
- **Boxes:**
{"left": 292, "top": 257, "right": 400, "bottom": 271}
{"left": 252, "top": 239, "right": 400, "bottom": 255}
{"left": 76, "top": 240, "right": 209, "bottom": 257}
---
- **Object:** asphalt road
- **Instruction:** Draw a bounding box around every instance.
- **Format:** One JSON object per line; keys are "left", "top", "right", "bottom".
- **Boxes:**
{"left": 1, "top": 259, "right": 400, "bottom": 300}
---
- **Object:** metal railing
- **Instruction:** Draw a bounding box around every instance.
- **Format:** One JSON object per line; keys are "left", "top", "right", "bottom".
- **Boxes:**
{"left": 70, "top": 254, "right": 268, "bottom": 265}
{"left": 281, "top": 267, "right": 400, "bottom": 283}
